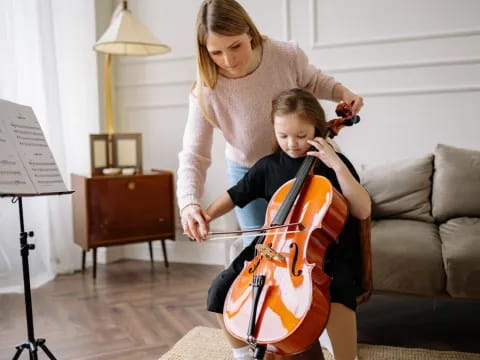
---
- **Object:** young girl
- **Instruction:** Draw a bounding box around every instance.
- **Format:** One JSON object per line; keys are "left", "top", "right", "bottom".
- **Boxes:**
{"left": 191, "top": 88, "right": 371, "bottom": 360}
{"left": 178, "top": 0, "right": 364, "bottom": 248}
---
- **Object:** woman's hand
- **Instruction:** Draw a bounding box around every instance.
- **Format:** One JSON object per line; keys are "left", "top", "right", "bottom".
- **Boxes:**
{"left": 307, "top": 138, "right": 346, "bottom": 172}
{"left": 342, "top": 89, "right": 364, "bottom": 116}
{"left": 332, "top": 84, "right": 364, "bottom": 116}
{"left": 180, "top": 204, "right": 211, "bottom": 242}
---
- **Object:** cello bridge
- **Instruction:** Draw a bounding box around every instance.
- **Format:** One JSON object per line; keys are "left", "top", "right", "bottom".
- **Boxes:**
{"left": 255, "top": 244, "right": 285, "bottom": 262}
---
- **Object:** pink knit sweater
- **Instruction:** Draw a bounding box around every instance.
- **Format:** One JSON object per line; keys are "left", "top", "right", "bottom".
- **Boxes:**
{"left": 177, "top": 38, "right": 338, "bottom": 211}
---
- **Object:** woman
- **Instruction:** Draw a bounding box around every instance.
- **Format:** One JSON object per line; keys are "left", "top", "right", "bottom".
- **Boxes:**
{"left": 178, "top": 0, "right": 363, "bottom": 246}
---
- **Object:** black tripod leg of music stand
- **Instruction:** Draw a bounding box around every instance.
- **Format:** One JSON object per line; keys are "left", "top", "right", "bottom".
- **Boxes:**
{"left": 37, "top": 339, "right": 57, "bottom": 359}
{"left": 12, "top": 346, "right": 23, "bottom": 360}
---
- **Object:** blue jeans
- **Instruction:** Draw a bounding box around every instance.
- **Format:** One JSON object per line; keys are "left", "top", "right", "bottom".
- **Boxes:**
{"left": 227, "top": 160, "right": 267, "bottom": 248}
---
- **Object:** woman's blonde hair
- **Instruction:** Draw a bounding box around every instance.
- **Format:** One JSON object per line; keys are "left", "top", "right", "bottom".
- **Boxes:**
{"left": 272, "top": 88, "right": 328, "bottom": 141}
{"left": 193, "top": 0, "right": 263, "bottom": 127}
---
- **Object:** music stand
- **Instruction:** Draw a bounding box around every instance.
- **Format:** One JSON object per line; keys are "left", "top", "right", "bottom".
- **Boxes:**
{"left": 0, "top": 99, "right": 74, "bottom": 359}
{"left": 2, "top": 191, "right": 73, "bottom": 360}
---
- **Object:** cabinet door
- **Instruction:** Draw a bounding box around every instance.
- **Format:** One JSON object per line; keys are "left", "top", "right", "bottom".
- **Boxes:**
{"left": 87, "top": 174, "right": 174, "bottom": 245}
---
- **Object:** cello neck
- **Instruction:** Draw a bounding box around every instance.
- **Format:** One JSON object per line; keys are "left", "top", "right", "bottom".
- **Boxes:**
{"left": 270, "top": 154, "right": 317, "bottom": 226}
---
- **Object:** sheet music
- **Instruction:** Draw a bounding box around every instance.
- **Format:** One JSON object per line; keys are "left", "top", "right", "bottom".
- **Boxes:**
{"left": 0, "top": 111, "right": 36, "bottom": 194}
{"left": 0, "top": 99, "right": 68, "bottom": 195}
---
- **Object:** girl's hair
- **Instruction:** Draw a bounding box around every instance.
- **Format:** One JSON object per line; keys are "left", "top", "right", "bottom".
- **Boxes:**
{"left": 271, "top": 88, "right": 328, "bottom": 138}
{"left": 193, "top": 0, "right": 263, "bottom": 127}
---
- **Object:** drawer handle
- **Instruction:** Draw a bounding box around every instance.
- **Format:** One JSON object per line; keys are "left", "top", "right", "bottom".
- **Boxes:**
{"left": 158, "top": 217, "right": 165, "bottom": 222}
{"left": 128, "top": 181, "right": 136, "bottom": 191}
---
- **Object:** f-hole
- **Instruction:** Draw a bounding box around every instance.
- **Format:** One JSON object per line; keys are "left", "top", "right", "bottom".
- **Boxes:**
{"left": 289, "top": 243, "right": 302, "bottom": 276}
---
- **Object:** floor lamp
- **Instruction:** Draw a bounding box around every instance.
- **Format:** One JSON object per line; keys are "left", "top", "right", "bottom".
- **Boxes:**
{"left": 93, "top": 0, "right": 170, "bottom": 169}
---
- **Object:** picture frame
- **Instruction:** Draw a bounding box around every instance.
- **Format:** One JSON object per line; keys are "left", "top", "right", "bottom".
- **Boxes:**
{"left": 111, "top": 133, "right": 142, "bottom": 173}
{"left": 89, "top": 134, "right": 110, "bottom": 175}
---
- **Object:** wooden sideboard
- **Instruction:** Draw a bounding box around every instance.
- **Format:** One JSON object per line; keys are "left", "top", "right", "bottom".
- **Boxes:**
{"left": 71, "top": 171, "right": 175, "bottom": 278}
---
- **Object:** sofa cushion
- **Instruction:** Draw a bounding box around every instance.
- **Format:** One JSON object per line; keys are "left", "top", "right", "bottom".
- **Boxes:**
{"left": 371, "top": 219, "right": 445, "bottom": 296}
{"left": 362, "top": 155, "right": 434, "bottom": 223}
{"left": 439, "top": 217, "right": 480, "bottom": 298}
{"left": 432, "top": 144, "right": 480, "bottom": 223}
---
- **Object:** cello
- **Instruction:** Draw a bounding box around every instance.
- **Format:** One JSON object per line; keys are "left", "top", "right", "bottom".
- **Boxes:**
{"left": 220, "top": 103, "right": 360, "bottom": 359}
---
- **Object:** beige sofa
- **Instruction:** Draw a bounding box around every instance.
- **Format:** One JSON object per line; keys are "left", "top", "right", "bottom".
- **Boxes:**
{"left": 362, "top": 143, "right": 480, "bottom": 299}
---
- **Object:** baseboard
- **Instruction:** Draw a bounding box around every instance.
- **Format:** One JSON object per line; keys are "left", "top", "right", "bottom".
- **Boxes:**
{"left": 123, "top": 230, "right": 230, "bottom": 266}
{"left": 0, "top": 270, "right": 55, "bottom": 294}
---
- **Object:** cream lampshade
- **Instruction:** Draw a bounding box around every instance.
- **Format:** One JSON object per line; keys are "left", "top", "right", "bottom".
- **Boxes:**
{"left": 93, "top": 0, "right": 171, "bottom": 134}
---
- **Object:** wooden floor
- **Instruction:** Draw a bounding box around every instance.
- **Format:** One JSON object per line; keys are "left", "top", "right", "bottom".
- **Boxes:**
{"left": 0, "top": 260, "right": 479, "bottom": 359}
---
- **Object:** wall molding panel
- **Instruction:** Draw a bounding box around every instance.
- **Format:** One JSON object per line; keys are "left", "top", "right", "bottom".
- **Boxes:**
{"left": 310, "top": 1, "right": 480, "bottom": 49}
{"left": 326, "top": 57, "right": 480, "bottom": 74}
{"left": 313, "top": 27, "right": 480, "bottom": 50}
{"left": 360, "top": 85, "right": 480, "bottom": 98}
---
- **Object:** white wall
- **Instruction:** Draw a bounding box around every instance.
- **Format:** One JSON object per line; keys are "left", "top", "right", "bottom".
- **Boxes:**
{"left": 111, "top": 0, "right": 480, "bottom": 264}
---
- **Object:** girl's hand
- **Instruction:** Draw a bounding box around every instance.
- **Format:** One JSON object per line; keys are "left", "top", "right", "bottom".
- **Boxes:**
{"left": 342, "top": 89, "right": 364, "bottom": 116}
{"left": 307, "top": 138, "right": 346, "bottom": 172}
{"left": 180, "top": 204, "right": 211, "bottom": 242}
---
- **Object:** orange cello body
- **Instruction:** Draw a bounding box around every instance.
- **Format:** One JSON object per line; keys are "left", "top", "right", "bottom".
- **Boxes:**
{"left": 223, "top": 175, "right": 348, "bottom": 355}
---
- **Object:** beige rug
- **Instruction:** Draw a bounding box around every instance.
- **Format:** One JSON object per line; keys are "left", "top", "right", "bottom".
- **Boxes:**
{"left": 159, "top": 326, "right": 480, "bottom": 360}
